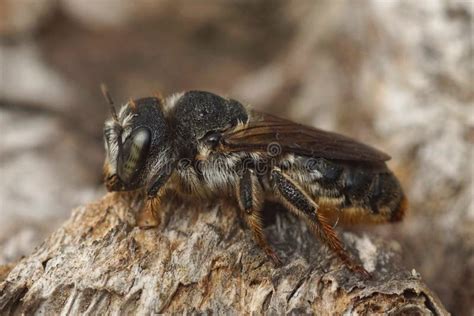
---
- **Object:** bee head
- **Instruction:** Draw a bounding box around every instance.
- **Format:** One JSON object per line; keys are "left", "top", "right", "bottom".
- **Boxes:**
{"left": 103, "top": 97, "right": 172, "bottom": 191}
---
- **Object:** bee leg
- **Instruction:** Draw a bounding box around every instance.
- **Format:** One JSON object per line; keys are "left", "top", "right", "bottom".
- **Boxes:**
{"left": 237, "top": 169, "right": 282, "bottom": 265}
{"left": 270, "top": 167, "right": 370, "bottom": 278}
{"left": 137, "top": 170, "right": 172, "bottom": 229}
{"left": 137, "top": 197, "right": 161, "bottom": 228}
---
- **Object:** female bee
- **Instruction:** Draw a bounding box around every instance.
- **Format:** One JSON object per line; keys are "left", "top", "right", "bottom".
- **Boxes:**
{"left": 103, "top": 90, "right": 407, "bottom": 276}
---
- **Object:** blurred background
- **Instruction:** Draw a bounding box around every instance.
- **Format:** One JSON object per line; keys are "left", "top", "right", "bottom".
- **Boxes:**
{"left": 0, "top": 0, "right": 472, "bottom": 314}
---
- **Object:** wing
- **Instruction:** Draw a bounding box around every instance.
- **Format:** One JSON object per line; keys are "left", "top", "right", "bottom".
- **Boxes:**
{"left": 222, "top": 112, "right": 390, "bottom": 162}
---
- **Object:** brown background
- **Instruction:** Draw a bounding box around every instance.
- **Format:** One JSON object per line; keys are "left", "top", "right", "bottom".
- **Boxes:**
{"left": 0, "top": 1, "right": 472, "bottom": 314}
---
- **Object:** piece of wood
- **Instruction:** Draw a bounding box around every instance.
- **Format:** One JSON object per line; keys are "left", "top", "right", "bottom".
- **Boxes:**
{"left": 0, "top": 193, "right": 448, "bottom": 315}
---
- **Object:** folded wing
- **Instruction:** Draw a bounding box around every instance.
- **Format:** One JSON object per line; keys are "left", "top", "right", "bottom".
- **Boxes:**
{"left": 222, "top": 112, "right": 390, "bottom": 162}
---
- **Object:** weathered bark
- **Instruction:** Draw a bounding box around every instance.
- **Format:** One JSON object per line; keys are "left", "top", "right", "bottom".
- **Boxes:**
{"left": 0, "top": 193, "right": 448, "bottom": 315}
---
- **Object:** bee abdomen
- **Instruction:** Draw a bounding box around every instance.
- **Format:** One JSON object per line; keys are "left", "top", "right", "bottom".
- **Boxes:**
{"left": 291, "top": 157, "right": 407, "bottom": 224}
{"left": 339, "top": 164, "right": 406, "bottom": 223}
{"left": 342, "top": 166, "right": 373, "bottom": 201}
{"left": 369, "top": 171, "right": 407, "bottom": 222}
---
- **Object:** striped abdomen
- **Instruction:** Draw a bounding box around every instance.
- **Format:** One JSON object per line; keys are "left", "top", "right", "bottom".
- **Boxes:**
{"left": 289, "top": 157, "right": 407, "bottom": 224}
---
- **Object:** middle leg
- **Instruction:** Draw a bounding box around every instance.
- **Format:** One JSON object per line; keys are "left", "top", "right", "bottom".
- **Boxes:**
{"left": 237, "top": 168, "right": 281, "bottom": 265}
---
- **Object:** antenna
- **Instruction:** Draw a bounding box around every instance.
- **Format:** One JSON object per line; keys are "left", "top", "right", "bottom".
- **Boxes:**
{"left": 100, "top": 83, "right": 118, "bottom": 121}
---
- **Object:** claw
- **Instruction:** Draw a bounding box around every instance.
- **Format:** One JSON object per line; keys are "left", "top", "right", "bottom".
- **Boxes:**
{"left": 337, "top": 251, "right": 372, "bottom": 279}
{"left": 265, "top": 248, "right": 283, "bottom": 266}
{"left": 351, "top": 264, "right": 372, "bottom": 280}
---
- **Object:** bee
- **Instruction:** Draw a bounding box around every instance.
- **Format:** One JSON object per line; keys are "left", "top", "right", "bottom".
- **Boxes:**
{"left": 102, "top": 88, "right": 407, "bottom": 277}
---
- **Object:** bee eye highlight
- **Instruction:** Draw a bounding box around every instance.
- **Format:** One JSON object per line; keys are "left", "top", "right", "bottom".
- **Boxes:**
{"left": 117, "top": 128, "right": 151, "bottom": 183}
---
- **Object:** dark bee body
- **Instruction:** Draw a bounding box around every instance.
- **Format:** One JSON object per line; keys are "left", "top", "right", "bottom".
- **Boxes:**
{"left": 103, "top": 90, "right": 407, "bottom": 276}
{"left": 286, "top": 157, "right": 406, "bottom": 224}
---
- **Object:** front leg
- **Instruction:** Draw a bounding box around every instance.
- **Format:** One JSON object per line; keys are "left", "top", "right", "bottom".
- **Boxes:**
{"left": 137, "top": 170, "right": 173, "bottom": 228}
{"left": 270, "top": 167, "right": 370, "bottom": 277}
{"left": 237, "top": 169, "right": 281, "bottom": 265}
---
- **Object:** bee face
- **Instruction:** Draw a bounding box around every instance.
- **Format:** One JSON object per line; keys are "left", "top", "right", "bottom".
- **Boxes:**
{"left": 103, "top": 97, "right": 172, "bottom": 191}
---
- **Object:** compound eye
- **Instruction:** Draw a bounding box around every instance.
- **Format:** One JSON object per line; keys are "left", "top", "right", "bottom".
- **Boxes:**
{"left": 117, "top": 128, "right": 151, "bottom": 183}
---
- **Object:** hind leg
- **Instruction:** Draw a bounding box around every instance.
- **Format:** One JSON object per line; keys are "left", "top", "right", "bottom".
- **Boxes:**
{"left": 270, "top": 167, "right": 370, "bottom": 277}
